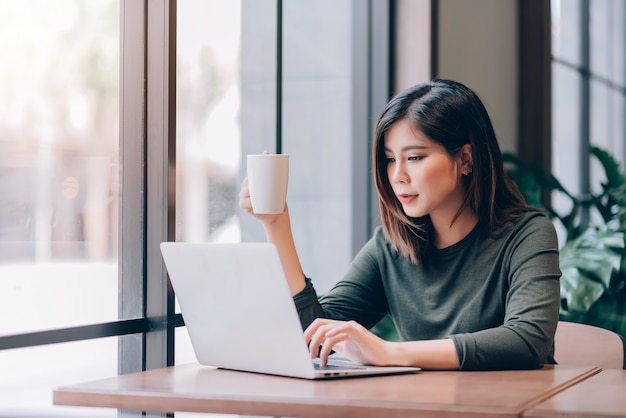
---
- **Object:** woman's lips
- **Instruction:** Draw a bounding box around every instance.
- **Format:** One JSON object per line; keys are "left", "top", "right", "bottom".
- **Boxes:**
{"left": 397, "top": 193, "right": 417, "bottom": 204}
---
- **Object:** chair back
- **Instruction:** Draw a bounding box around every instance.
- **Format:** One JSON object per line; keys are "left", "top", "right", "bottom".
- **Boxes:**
{"left": 554, "top": 320, "right": 626, "bottom": 369}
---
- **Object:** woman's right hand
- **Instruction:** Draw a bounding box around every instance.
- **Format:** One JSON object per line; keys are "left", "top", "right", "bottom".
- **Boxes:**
{"left": 238, "top": 176, "right": 286, "bottom": 226}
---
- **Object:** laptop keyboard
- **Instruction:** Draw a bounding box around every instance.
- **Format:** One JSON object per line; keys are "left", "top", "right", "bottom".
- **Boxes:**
{"left": 313, "top": 362, "right": 366, "bottom": 371}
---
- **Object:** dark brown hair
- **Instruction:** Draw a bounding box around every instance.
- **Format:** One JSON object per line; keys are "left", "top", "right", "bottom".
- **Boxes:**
{"left": 373, "top": 79, "right": 528, "bottom": 264}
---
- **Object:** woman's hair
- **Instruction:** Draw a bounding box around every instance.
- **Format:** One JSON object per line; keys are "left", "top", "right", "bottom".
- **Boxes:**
{"left": 372, "top": 79, "right": 528, "bottom": 264}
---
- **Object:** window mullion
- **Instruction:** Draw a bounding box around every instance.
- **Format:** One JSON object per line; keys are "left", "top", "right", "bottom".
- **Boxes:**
{"left": 579, "top": 0, "right": 591, "bottom": 227}
{"left": 119, "top": 0, "right": 148, "bottom": 378}
{"left": 145, "top": 0, "right": 177, "bottom": 373}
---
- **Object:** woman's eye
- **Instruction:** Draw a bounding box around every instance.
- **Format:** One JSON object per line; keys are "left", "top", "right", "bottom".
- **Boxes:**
{"left": 408, "top": 155, "right": 424, "bottom": 161}
{"left": 385, "top": 157, "right": 395, "bottom": 164}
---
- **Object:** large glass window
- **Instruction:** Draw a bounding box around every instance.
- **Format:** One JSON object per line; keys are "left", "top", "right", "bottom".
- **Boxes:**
{"left": 176, "top": 0, "right": 242, "bottom": 246}
{"left": 240, "top": 0, "right": 361, "bottom": 294}
{"left": 552, "top": 0, "right": 626, "bottom": 200}
{"left": 279, "top": 0, "right": 356, "bottom": 294}
{"left": 0, "top": 1, "right": 391, "bottom": 416}
{"left": 0, "top": 1, "right": 119, "bottom": 414}
{"left": 175, "top": 0, "right": 243, "bottom": 365}
{"left": 174, "top": 0, "right": 361, "bottom": 361}
{"left": 0, "top": 0, "right": 120, "bottom": 332}
{"left": 551, "top": 0, "right": 626, "bottom": 339}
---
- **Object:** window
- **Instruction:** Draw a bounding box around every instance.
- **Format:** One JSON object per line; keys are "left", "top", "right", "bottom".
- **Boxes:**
{"left": 0, "top": 2, "right": 120, "bottom": 416}
{"left": 174, "top": 0, "right": 243, "bottom": 366}
{"left": 0, "top": 1, "right": 391, "bottom": 416}
{"left": 552, "top": 0, "right": 626, "bottom": 220}
{"left": 241, "top": 0, "right": 373, "bottom": 294}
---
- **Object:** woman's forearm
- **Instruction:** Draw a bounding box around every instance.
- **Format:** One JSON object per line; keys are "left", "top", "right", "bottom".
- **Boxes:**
{"left": 264, "top": 207, "right": 307, "bottom": 295}
{"left": 385, "top": 338, "right": 460, "bottom": 370}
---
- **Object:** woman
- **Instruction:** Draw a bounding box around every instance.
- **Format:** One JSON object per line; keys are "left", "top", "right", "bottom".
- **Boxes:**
{"left": 239, "top": 79, "right": 561, "bottom": 370}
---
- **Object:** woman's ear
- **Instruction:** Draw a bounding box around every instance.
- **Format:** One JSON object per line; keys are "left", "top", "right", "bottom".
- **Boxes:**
{"left": 460, "top": 144, "right": 473, "bottom": 175}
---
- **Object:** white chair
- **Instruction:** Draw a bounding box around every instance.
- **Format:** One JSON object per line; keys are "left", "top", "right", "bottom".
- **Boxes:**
{"left": 554, "top": 320, "right": 626, "bottom": 369}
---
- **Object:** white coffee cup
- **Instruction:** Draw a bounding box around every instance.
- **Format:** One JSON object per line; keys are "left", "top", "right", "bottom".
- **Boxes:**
{"left": 247, "top": 153, "right": 289, "bottom": 214}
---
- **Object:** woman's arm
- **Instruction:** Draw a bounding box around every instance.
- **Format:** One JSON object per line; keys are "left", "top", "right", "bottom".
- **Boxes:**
{"left": 452, "top": 213, "right": 561, "bottom": 370}
{"left": 262, "top": 206, "right": 306, "bottom": 295}
{"left": 239, "top": 177, "right": 306, "bottom": 295}
{"left": 387, "top": 339, "right": 460, "bottom": 369}
{"left": 305, "top": 318, "right": 461, "bottom": 369}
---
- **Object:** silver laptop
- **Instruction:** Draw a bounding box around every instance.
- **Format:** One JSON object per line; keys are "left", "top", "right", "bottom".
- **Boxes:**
{"left": 160, "top": 242, "right": 420, "bottom": 379}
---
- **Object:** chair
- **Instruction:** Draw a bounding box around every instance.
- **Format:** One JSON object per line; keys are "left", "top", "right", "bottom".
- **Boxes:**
{"left": 554, "top": 320, "right": 626, "bottom": 369}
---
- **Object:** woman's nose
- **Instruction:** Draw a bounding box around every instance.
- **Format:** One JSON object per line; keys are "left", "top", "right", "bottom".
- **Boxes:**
{"left": 391, "top": 163, "right": 408, "bottom": 184}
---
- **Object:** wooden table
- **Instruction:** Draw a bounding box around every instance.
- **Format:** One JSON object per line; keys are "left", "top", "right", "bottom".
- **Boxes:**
{"left": 523, "top": 369, "right": 626, "bottom": 418}
{"left": 53, "top": 363, "right": 600, "bottom": 418}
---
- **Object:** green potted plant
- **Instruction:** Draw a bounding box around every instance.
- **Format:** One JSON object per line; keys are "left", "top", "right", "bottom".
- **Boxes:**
{"left": 504, "top": 146, "right": 626, "bottom": 339}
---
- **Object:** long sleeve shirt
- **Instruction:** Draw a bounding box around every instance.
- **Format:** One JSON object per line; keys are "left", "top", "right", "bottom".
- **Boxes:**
{"left": 293, "top": 210, "right": 561, "bottom": 370}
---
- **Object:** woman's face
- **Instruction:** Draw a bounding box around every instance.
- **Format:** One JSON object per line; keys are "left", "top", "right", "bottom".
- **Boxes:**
{"left": 383, "top": 118, "right": 470, "bottom": 224}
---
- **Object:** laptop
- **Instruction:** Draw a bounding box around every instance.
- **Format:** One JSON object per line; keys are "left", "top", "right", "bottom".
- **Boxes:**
{"left": 160, "top": 241, "right": 420, "bottom": 379}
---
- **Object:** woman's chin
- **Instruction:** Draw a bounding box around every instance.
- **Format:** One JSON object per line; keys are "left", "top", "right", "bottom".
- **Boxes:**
{"left": 402, "top": 207, "right": 425, "bottom": 219}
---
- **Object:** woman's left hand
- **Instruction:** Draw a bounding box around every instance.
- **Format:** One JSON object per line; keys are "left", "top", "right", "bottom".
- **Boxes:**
{"left": 303, "top": 318, "right": 390, "bottom": 367}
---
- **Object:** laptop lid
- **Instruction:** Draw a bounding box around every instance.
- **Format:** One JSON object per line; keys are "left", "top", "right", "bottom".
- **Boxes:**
{"left": 160, "top": 242, "right": 419, "bottom": 379}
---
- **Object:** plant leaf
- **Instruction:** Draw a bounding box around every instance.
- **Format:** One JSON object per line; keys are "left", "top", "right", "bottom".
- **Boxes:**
{"left": 590, "top": 145, "right": 626, "bottom": 190}
{"left": 560, "top": 266, "right": 605, "bottom": 313}
{"left": 559, "top": 228, "right": 625, "bottom": 313}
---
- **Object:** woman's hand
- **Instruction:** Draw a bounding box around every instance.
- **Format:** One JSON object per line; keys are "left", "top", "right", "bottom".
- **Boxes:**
{"left": 239, "top": 149, "right": 288, "bottom": 224}
{"left": 238, "top": 176, "right": 286, "bottom": 225}
{"left": 303, "top": 318, "right": 391, "bottom": 367}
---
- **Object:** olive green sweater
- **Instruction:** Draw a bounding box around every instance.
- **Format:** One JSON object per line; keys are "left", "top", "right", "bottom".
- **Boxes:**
{"left": 293, "top": 210, "right": 561, "bottom": 370}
